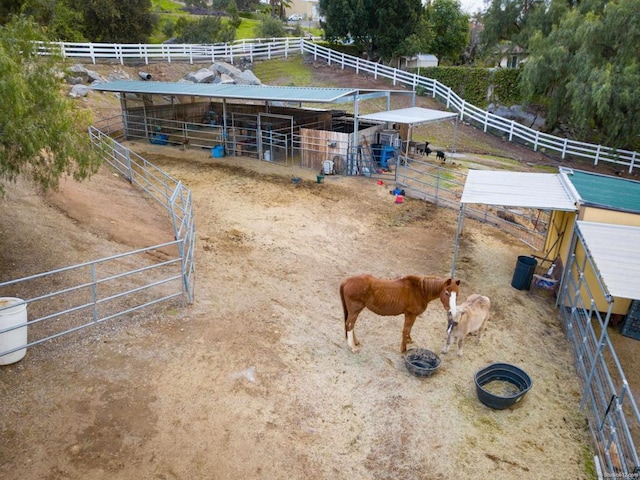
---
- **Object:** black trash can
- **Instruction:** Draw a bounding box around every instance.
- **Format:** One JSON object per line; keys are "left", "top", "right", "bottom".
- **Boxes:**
{"left": 511, "top": 256, "right": 537, "bottom": 290}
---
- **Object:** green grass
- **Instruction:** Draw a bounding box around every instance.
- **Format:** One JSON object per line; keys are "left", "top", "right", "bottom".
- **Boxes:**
{"left": 236, "top": 18, "right": 259, "bottom": 40}
{"left": 252, "top": 57, "right": 314, "bottom": 86}
{"left": 582, "top": 446, "right": 598, "bottom": 480}
{"left": 151, "top": 0, "right": 184, "bottom": 13}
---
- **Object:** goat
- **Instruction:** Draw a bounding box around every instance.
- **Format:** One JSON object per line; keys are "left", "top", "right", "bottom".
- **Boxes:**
{"left": 436, "top": 150, "right": 446, "bottom": 163}
{"left": 441, "top": 294, "right": 490, "bottom": 356}
{"left": 417, "top": 142, "right": 431, "bottom": 157}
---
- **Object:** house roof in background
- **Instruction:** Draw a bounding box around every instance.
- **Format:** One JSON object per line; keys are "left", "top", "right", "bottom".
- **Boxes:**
{"left": 562, "top": 168, "right": 640, "bottom": 214}
{"left": 417, "top": 54, "right": 438, "bottom": 61}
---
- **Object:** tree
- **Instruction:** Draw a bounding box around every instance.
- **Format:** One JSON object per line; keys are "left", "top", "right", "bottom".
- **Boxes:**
{"left": 255, "top": 13, "right": 286, "bottom": 38}
{"left": 479, "top": 0, "right": 564, "bottom": 64}
{"left": 0, "top": 16, "right": 101, "bottom": 195}
{"left": 0, "top": 0, "right": 24, "bottom": 24}
{"left": 234, "top": 0, "right": 261, "bottom": 11}
{"left": 521, "top": 0, "right": 640, "bottom": 148}
{"left": 68, "top": 0, "right": 157, "bottom": 43}
{"left": 426, "top": 0, "right": 470, "bottom": 64}
{"left": 227, "top": 0, "right": 241, "bottom": 29}
{"left": 175, "top": 15, "right": 236, "bottom": 43}
{"left": 21, "top": 0, "right": 86, "bottom": 41}
{"left": 319, "top": 0, "right": 430, "bottom": 61}
{"left": 269, "top": 0, "right": 292, "bottom": 19}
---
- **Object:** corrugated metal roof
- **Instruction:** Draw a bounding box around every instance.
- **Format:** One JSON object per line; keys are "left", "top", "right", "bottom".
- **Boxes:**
{"left": 358, "top": 107, "right": 456, "bottom": 126}
{"left": 577, "top": 221, "right": 640, "bottom": 300}
{"left": 461, "top": 170, "right": 578, "bottom": 211}
{"left": 91, "top": 80, "right": 390, "bottom": 103}
{"left": 563, "top": 168, "right": 640, "bottom": 214}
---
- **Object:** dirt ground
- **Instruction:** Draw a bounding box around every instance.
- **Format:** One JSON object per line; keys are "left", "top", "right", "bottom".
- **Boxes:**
{"left": 0, "top": 59, "right": 610, "bottom": 480}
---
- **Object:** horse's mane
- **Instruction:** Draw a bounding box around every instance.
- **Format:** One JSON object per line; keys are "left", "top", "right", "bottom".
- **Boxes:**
{"left": 420, "top": 276, "right": 449, "bottom": 295}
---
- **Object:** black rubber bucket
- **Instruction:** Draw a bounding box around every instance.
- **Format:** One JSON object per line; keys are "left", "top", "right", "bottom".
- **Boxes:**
{"left": 475, "top": 362, "right": 533, "bottom": 409}
{"left": 511, "top": 255, "right": 537, "bottom": 290}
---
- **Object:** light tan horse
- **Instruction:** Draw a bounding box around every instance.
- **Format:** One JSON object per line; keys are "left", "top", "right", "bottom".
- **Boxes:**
{"left": 339, "top": 274, "right": 460, "bottom": 353}
{"left": 442, "top": 294, "right": 491, "bottom": 357}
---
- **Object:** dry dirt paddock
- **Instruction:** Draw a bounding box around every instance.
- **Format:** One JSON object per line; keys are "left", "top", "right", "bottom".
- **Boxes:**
{"left": 0, "top": 141, "right": 594, "bottom": 480}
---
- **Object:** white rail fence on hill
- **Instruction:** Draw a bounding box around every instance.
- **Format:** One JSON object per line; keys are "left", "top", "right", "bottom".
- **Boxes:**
{"left": 46, "top": 37, "right": 640, "bottom": 175}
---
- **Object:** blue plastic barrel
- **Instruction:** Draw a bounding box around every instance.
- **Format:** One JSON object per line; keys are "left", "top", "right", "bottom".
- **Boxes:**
{"left": 380, "top": 146, "right": 395, "bottom": 169}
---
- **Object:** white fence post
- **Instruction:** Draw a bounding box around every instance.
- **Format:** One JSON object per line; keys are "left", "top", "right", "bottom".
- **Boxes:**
{"left": 594, "top": 144, "right": 601, "bottom": 166}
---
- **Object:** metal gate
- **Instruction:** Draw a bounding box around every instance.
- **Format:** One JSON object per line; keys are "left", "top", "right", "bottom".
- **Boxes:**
{"left": 559, "top": 226, "right": 640, "bottom": 476}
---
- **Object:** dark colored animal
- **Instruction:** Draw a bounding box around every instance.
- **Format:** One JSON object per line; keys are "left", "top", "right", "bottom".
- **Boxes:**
{"left": 417, "top": 142, "right": 431, "bottom": 156}
{"left": 436, "top": 150, "right": 446, "bottom": 162}
{"left": 339, "top": 274, "right": 461, "bottom": 353}
{"left": 442, "top": 294, "right": 490, "bottom": 356}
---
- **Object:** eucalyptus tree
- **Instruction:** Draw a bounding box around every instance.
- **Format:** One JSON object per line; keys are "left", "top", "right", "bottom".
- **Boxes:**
{"left": 521, "top": 0, "right": 640, "bottom": 148}
{"left": 0, "top": 16, "right": 101, "bottom": 195}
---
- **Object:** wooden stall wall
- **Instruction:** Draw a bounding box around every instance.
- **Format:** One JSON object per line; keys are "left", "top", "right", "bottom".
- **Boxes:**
{"left": 300, "top": 128, "right": 350, "bottom": 172}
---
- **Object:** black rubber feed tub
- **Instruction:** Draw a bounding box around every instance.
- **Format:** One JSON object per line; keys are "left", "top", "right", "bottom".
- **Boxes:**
{"left": 404, "top": 349, "right": 442, "bottom": 377}
{"left": 474, "top": 362, "right": 532, "bottom": 409}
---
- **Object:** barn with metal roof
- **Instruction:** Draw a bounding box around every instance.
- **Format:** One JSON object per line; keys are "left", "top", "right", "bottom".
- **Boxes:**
{"left": 91, "top": 80, "right": 456, "bottom": 176}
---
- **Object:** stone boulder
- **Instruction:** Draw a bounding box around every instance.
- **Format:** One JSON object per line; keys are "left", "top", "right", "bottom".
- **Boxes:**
{"left": 65, "top": 64, "right": 106, "bottom": 85}
{"left": 68, "top": 84, "right": 91, "bottom": 98}
{"left": 211, "top": 61, "right": 242, "bottom": 78}
{"left": 488, "top": 104, "right": 546, "bottom": 130}
{"left": 236, "top": 69, "right": 261, "bottom": 86}
{"left": 185, "top": 68, "right": 217, "bottom": 84}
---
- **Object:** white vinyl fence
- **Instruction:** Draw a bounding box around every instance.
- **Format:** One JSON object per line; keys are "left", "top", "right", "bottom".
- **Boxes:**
{"left": 42, "top": 37, "right": 639, "bottom": 174}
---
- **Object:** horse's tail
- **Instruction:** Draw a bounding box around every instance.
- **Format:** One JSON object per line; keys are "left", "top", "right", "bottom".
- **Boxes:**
{"left": 340, "top": 281, "right": 348, "bottom": 339}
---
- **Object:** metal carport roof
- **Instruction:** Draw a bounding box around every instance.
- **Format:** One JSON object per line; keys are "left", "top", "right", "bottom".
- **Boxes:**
{"left": 451, "top": 170, "right": 579, "bottom": 277}
{"left": 357, "top": 107, "right": 457, "bottom": 126}
{"left": 91, "top": 81, "right": 404, "bottom": 104}
{"left": 576, "top": 221, "right": 640, "bottom": 300}
{"left": 460, "top": 170, "right": 578, "bottom": 211}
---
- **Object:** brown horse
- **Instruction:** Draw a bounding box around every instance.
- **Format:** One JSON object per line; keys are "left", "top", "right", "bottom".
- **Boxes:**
{"left": 339, "top": 274, "right": 460, "bottom": 353}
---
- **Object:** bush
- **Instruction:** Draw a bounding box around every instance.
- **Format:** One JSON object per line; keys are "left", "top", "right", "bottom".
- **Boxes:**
{"left": 254, "top": 15, "right": 286, "bottom": 38}
{"left": 413, "top": 66, "right": 522, "bottom": 108}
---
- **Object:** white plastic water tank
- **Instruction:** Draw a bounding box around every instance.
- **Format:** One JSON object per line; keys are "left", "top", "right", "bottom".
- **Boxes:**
{"left": 0, "top": 298, "right": 28, "bottom": 365}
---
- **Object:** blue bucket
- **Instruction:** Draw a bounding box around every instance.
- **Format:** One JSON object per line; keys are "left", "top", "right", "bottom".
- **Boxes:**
{"left": 212, "top": 145, "right": 225, "bottom": 158}
{"left": 149, "top": 133, "right": 168, "bottom": 145}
